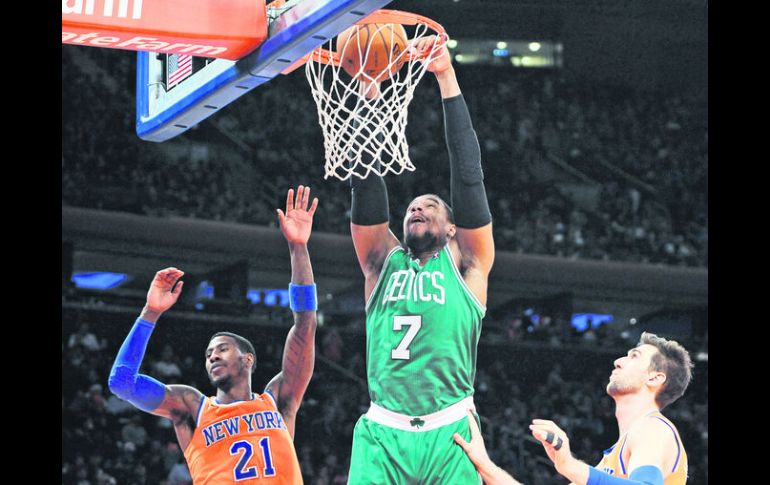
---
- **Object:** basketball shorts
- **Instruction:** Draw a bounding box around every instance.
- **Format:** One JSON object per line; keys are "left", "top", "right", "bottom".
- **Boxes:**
{"left": 347, "top": 396, "right": 482, "bottom": 485}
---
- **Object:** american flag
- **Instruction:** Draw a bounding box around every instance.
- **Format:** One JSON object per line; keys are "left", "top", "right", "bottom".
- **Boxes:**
{"left": 166, "top": 54, "right": 193, "bottom": 88}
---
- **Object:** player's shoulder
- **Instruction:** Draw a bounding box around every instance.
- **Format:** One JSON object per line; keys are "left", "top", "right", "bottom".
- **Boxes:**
{"left": 380, "top": 244, "right": 407, "bottom": 267}
{"left": 628, "top": 413, "right": 680, "bottom": 448}
{"left": 446, "top": 238, "right": 463, "bottom": 261}
{"left": 258, "top": 389, "right": 279, "bottom": 409}
{"left": 643, "top": 412, "right": 680, "bottom": 432}
{"left": 167, "top": 384, "right": 204, "bottom": 399}
{"left": 389, "top": 244, "right": 406, "bottom": 257}
{"left": 166, "top": 384, "right": 205, "bottom": 411}
{"left": 446, "top": 238, "right": 477, "bottom": 276}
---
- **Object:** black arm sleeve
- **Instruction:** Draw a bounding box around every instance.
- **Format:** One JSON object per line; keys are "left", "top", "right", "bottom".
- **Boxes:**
{"left": 349, "top": 109, "right": 391, "bottom": 226}
{"left": 351, "top": 171, "right": 390, "bottom": 225}
{"left": 444, "top": 94, "right": 492, "bottom": 228}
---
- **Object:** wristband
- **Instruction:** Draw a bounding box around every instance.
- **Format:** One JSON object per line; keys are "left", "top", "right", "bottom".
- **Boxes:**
{"left": 289, "top": 283, "right": 317, "bottom": 312}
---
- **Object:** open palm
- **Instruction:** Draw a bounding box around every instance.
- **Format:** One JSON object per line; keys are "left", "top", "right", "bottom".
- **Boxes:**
{"left": 146, "top": 267, "right": 185, "bottom": 313}
{"left": 278, "top": 185, "right": 319, "bottom": 245}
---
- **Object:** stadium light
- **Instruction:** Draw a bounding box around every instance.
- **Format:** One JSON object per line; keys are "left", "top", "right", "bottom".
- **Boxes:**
{"left": 71, "top": 272, "right": 128, "bottom": 290}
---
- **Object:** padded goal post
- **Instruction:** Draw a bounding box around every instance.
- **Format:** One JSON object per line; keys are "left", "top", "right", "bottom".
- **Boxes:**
{"left": 62, "top": 0, "right": 268, "bottom": 60}
{"left": 137, "top": 0, "right": 393, "bottom": 142}
{"left": 62, "top": 0, "right": 393, "bottom": 142}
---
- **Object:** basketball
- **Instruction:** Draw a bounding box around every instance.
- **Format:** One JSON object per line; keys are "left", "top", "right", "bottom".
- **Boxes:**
{"left": 336, "top": 23, "right": 408, "bottom": 82}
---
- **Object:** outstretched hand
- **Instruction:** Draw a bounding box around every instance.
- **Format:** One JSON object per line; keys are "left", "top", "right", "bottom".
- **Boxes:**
{"left": 146, "top": 267, "right": 185, "bottom": 314}
{"left": 529, "top": 419, "right": 573, "bottom": 471}
{"left": 452, "top": 408, "right": 490, "bottom": 467}
{"left": 278, "top": 186, "right": 319, "bottom": 245}
{"left": 455, "top": 409, "right": 523, "bottom": 485}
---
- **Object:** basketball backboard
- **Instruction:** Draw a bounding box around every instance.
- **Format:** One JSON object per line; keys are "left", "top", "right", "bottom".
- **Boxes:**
{"left": 136, "top": 0, "right": 393, "bottom": 142}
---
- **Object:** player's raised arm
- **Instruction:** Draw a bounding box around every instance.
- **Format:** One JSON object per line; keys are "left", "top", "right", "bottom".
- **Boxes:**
{"left": 420, "top": 37, "right": 495, "bottom": 305}
{"left": 349, "top": 134, "right": 401, "bottom": 301}
{"left": 266, "top": 186, "right": 320, "bottom": 438}
{"left": 108, "top": 268, "right": 203, "bottom": 434}
{"left": 350, "top": 180, "right": 400, "bottom": 298}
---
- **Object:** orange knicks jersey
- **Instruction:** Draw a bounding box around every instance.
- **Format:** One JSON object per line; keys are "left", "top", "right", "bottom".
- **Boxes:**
{"left": 183, "top": 391, "right": 302, "bottom": 484}
{"left": 595, "top": 412, "right": 687, "bottom": 485}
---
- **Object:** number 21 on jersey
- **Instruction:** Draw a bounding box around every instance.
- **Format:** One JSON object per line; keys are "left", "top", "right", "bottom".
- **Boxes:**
{"left": 392, "top": 315, "right": 422, "bottom": 360}
{"left": 230, "top": 437, "right": 276, "bottom": 481}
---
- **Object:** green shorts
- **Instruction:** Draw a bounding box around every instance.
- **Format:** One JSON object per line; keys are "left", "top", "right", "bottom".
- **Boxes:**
{"left": 347, "top": 413, "right": 482, "bottom": 485}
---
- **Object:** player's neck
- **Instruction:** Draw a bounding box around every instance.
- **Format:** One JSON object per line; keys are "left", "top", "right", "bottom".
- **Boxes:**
{"left": 416, "top": 253, "right": 436, "bottom": 266}
{"left": 215, "top": 382, "right": 253, "bottom": 404}
{"left": 407, "top": 246, "right": 441, "bottom": 266}
{"left": 613, "top": 394, "right": 660, "bottom": 437}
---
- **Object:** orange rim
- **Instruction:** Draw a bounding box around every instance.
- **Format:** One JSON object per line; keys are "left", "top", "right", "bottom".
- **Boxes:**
{"left": 284, "top": 9, "right": 446, "bottom": 72}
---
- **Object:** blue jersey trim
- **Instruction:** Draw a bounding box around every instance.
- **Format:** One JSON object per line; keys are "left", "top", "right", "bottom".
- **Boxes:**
{"left": 195, "top": 395, "right": 206, "bottom": 427}
{"left": 618, "top": 435, "right": 629, "bottom": 475}
{"left": 214, "top": 392, "right": 257, "bottom": 405}
{"left": 652, "top": 416, "right": 682, "bottom": 473}
{"left": 264, "top": 389, "right": 278, "bottom": 408}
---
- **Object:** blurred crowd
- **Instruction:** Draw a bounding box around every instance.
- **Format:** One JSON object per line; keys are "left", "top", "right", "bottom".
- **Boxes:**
{"left": 62, "top": 294, "right": 708, "bottom": 485}
{"left": 62, "top": 45, "right": 707, "bottom": 267}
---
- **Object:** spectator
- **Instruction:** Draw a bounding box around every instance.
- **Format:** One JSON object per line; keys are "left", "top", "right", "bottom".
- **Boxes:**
{"left": 69, "top": 322, "right": 104, "bottom": 352}
{"left": 62, "top": 46, "right": 707, "bottom": 268}
{"left": 167, "top": 458, "right": 193, "bottom": 485}
{"left": 121, "top": 414, "right": 148, "bottom": 449}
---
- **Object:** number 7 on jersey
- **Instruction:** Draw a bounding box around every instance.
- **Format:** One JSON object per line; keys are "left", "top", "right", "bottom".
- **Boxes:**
{"left": 391, "top": 315, "right": 422, "bottom": 360}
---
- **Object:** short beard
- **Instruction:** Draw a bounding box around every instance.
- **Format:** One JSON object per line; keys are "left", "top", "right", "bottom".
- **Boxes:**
{"left": 606, "top": 380, "right": 637, "bottom": 397}
{"left": 209, "top": 358, "right": 248, "bottom": 392}
{"left": 211, "top": 374, "right": 234, "bottom": 393}
{"left": 404, "top": 230, "right": 441, "bottom": 255}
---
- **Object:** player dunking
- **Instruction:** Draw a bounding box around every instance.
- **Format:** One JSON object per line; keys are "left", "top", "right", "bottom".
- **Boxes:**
{"left": 454, "top": 332, "right": 693, "bottom": 485}
{"left": 346, "top": 38, "right": 495, "bottom": 484}
{"left": 108, "top": 186, "right": 319, "bottom": 484}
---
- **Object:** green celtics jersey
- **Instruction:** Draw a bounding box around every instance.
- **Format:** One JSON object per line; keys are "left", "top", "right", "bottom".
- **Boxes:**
{"left": 365, "top": 244, "right": 486, "bottom": 416}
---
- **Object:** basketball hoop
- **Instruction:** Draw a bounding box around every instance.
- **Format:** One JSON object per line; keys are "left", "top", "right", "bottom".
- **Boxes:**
{"left": 300, "top": 10, "right": 447, "bottom": 181}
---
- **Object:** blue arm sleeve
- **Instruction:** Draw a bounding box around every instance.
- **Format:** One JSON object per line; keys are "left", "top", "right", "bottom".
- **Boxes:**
{"left": 107, "top": 318, "right": 167, "bottom": 412}
{"left": 587, "top": 466, "right": 664, "bottom": 485}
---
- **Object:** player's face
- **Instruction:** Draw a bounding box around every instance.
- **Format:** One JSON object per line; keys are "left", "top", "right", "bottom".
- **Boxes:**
{"left": 607, "top": 344, "right": 658, "bottom": 397}
{"left": 402, "top": 195, "right": 454, "bottom": 253}
{"left": 205, "top": 336, "right": 252, "bottom": 390}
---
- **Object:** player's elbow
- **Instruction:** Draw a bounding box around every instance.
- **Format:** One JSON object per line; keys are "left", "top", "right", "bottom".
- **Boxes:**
{"left": 108, "top": 365, "right": 137, "bottom": 399}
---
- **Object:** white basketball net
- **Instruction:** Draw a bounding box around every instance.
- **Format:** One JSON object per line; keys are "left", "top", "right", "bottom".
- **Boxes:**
{"left": 305, "top": 22, "right": 445, "bottom": 181}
